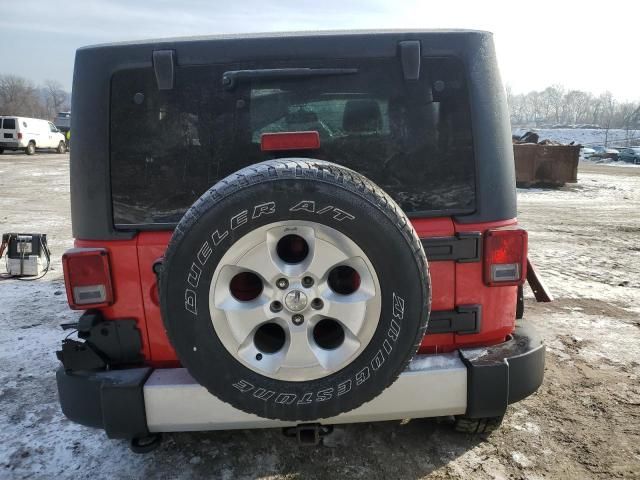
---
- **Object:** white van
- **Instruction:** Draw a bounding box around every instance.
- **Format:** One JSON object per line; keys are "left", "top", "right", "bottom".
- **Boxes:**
{"left": 0, "top": 116, "right": 67, "bottom": 155}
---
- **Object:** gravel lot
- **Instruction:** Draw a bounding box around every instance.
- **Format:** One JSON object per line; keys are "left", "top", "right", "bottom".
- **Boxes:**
{"left": 1, "top": 151, "right": 639, "bottom": 479}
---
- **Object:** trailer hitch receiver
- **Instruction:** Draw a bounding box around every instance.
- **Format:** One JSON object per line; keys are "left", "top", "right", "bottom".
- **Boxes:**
{"left": 282, "top": 424, "right": 334, "bottom": 446}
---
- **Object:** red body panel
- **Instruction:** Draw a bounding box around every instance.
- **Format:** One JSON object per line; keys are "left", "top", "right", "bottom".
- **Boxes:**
{"left": 136, "top": 232, "right": 178, "bottom": 366}
{"left": 74, "top": 217, "right": 521, "bottom": 365}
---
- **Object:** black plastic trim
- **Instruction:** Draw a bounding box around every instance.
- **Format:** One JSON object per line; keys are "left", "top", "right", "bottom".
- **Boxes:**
{"left": 56, "top": 366, "right": 152, "bottom": 439}
{"left": 459, "top": 321, "right": 545, "bottom": 418}
{"left": 428, "top": 305, "right": 481, "bottom": 334}
{"left": 421, "top": 232, "right": 481, "bottom": 262}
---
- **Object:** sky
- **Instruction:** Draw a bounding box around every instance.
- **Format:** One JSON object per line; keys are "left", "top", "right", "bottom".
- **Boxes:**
{"left": 0, "top": 0, "right": 638, "bottom": 100}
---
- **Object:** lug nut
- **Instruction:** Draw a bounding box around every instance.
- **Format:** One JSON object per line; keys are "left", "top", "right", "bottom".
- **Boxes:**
{"left": 270, "top": 301, "right": 283, "bottom": 313}
{"left": 292, "top": 314, "right": 304, "bottom": 326}
{"left": 302, "top": 276, "right": 314, "bottom": 288}
{"left": 311, "top": 298, "right": 324, "bottom": 310}
{"left": 276, "top": 278, "right": 289, "bottom": 290}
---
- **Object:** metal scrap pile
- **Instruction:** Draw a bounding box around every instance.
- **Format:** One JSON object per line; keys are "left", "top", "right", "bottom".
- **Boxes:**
{"left": 512, "top": 131, "right": 572, "bottom": 146}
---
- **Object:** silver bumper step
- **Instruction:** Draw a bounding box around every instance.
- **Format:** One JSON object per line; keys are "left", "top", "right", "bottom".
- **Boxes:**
{"left": 143, "top": 353, "right": 467, "bottom": 432}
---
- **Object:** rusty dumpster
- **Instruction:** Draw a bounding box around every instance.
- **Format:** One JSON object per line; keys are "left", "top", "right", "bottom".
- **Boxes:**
{"left": 513, "top": 144, "right": 580, "bottom": 187}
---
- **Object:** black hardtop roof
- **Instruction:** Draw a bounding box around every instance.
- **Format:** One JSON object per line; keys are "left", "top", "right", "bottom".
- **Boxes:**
{"left": 79, "top": 29, "right": 493, "bottom": 51}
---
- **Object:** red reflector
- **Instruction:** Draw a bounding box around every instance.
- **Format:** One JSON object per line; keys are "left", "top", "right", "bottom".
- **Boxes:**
{"left": 260, "top": 131, "right": 320, "bottom": 152}
{"left": 483, "top": 228, "right": 528, "bottom": 286}
{"left": 62, "top": 248, "right": 114, "bottom": 309}
{"left": 17, "top": 132, "right": 23, "bottom": 140}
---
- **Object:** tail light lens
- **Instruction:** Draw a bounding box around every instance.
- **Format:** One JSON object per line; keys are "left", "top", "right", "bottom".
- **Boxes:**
{"left": 62, "top": 248, "right": 114, "bottom": 309}
{"left": 483, "top": 228, "right": 528, "bottom": 286}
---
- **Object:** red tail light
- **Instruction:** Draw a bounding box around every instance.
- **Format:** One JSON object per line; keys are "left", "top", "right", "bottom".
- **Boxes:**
{"left": 260, "top": 131, "right": 320, "bottom": 151}
{"left": 483, "top": 227, "right": 528, "bottom": 286}
{"left": 17, "top": 132, "right": 23, "bottom": 140}
{"left": 62, "top": 248, "right": 114, "bottom": 309}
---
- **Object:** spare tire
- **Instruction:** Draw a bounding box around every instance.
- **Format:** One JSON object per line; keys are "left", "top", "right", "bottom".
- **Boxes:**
{"left": 160, "top": 159, "right": 430, "bottom": 421}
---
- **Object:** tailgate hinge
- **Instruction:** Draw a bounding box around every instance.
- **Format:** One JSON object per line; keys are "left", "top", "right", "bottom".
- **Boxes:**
{"left": 427, "top": 305, "right": 482, "bottom": 335}
{"left": 421, "top": 232, "right": 481, "bottom": 262}
{"left": 398, "top": 40, "right": 421, "bottom": 80}
{"left": 153, "top": 50, "right": 175, "bottom": 90}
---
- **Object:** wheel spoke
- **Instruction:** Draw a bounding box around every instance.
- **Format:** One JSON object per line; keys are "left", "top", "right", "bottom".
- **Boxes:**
{"left": 313, "top": 328, "right": 361, "bottom": 371}
{"left": 216, "top": 296, "right": 271, "bottom": 345}
{"left": 237, "top": 334, "right": 286, "bottom": 375}
{"left": 282, "top": 328, "right": 321, "bottom": 369}
{"left": 322, "top": 291, "right": 371, "bottom": 337}
{"left": 236, "top": 241, "right": 284, "bottom": 284}
{"left": 307, "top": 238, "right": 350, "bottom": 278}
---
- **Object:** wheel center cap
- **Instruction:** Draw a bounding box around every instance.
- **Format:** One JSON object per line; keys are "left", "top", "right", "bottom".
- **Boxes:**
{"left": 284, "top": 290, "right": 308, "bottom": 312}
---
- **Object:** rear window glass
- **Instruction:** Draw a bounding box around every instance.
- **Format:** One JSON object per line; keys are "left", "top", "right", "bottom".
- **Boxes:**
{"left": 110, "top": 58, "right": 475, "bottom": 226}
{"left": 2, "top": 118, "right": 16, "bottom": 129}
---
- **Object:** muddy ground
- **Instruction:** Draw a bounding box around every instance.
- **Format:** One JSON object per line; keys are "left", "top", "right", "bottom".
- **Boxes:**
{"left": 0, "top": 152, "right": 639, "bottom": 479}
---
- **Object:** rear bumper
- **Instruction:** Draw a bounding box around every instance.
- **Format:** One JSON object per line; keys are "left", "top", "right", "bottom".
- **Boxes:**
{"left": 56, "top": 321, "right": 544, "bottom": 438}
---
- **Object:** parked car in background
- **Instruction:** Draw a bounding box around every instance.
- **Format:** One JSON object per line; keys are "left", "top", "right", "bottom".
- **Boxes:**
{"left": 590, "top": 146, "right": 619, "bottom": 161}
{"left": 0, "top": 116, "right": 67, "bottom": 155}
{"left": 580, "top": 146, "right": 596, "bottom": 159}
{"left": 54, "top": 111, "right": 71, "bottom": 132}
{"left": 618, "top": 147, "right": 640, "bottom": 164}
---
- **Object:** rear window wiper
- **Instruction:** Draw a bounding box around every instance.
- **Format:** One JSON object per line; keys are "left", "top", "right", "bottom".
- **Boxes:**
{"left": 222, "top": 68, "right": 358, "bottom": 90}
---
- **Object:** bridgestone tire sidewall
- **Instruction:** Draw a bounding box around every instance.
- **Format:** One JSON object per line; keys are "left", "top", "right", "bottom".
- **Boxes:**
{"left": 160, "top": 161, "right": 430, "bottom": 421}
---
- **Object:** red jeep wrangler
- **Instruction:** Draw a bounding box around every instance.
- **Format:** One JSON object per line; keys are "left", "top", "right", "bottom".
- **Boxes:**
{"left": 57, "top": 30, "right": 546, "bottom": 451}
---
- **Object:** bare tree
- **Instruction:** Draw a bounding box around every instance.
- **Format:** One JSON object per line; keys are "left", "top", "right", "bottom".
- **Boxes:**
{"left": 562, "top": 90, "right": 580, "bottom": 124}
{"left": 540, "top": 85, "right": 565, "bottom": 124}
{"left": 599, "top": 92, "right": 616, "bottom": 146}
{"left": 44, "top": 79, "right": 68, "bottom": 118}
{"left": 0, "top": 74, "right": 69, "bottom": 120}
{"left": 0, "top": 75, "right": 44, "bottom": 118}
{"left": 508, "top": 85, "right": 639, "bottom": 133}
{"left": 619, "top": 103, "right": 640, "bottom": 145}
{"left": 573, "top": 91, "right": 592, "bottom": 124}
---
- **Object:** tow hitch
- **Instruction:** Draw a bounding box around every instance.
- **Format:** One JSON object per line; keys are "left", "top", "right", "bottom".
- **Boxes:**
{"left": 282, "top": 424, "right": 334, "bottom": 446}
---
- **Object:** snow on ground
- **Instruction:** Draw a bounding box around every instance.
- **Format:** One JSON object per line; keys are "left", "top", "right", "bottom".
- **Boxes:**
{"left": 518, "top": 164, "right": 640, "bottom": 312}
{"left": 512, "top": 127, "right": 640, "bottom": 147}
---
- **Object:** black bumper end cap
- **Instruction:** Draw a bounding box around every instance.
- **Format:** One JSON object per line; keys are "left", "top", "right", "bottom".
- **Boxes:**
{"left": 459, "top": 321, "right": 545, "bottom": 418}
{"left": 56, "top": 366, "right": 152, "bottom": 439}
